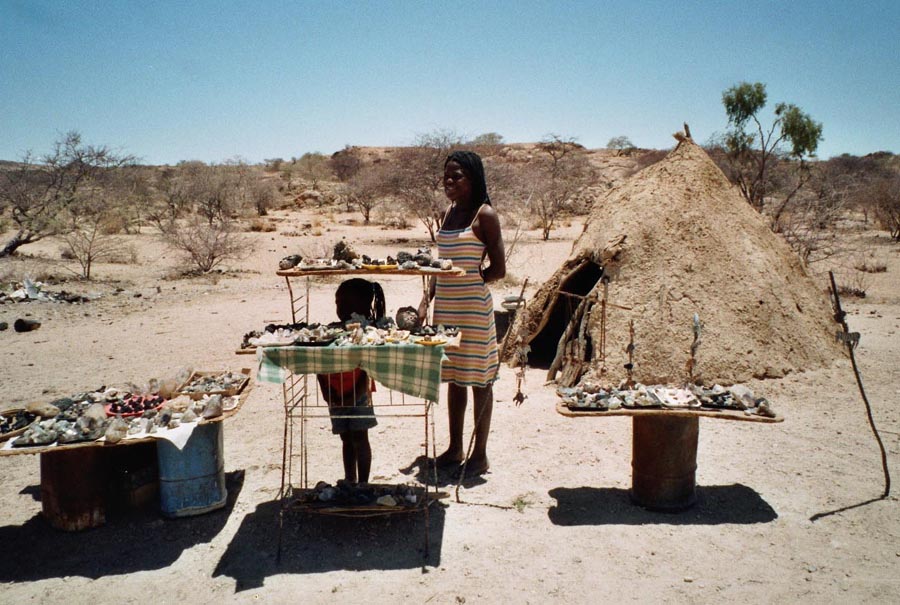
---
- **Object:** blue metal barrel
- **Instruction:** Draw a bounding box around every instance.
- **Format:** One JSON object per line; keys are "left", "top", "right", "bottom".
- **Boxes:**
{"left": 156, "top": 422, "right": 227, "bottom": 517}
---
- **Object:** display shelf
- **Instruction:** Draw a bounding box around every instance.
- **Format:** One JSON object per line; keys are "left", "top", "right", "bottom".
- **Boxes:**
{"left": 271, "top": 269, "right": 450, "bottom": 561}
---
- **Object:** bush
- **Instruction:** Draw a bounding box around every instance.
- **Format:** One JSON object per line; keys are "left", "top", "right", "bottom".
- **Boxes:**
{"left": 162, "top": 217, "right": 250, "bottom": 273}
{"left": 854, "top": 261, "right": 887, "bottom": 273}
{"left": 248, "top": 219, "right": 276, "bottom": 232}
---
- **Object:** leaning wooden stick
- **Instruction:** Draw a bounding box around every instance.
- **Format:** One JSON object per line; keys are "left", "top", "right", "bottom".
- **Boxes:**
{"left": 829, "top": 270, "right": 890, "bottom": 498}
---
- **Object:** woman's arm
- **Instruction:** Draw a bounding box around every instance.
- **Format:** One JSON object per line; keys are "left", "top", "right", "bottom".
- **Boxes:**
{"left": 418, "top": 277, "right": 435, "bottom": 322}
{"left": 474, "top": 205, "right": 506, "bottom": 283}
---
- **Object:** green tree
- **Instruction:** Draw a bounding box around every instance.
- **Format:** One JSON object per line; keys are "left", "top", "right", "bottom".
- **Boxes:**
{"left": 469, "top": 132, "right": 505, "bottom": 147}
{"left": 606, "top": 136, "right": 635, "bottom": 152}
{"left": 720, "top": 81, "right": 823, "bottom": 218}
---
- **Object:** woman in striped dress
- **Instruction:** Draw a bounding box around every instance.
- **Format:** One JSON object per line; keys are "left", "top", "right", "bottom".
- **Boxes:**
{"left": 418, "top": 151, "right": 505, "bottom": 478}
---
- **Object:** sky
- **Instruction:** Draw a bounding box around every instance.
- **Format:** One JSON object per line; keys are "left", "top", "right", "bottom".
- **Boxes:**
{"left": 1, "top": 0, "right": 898, "bottom": 165}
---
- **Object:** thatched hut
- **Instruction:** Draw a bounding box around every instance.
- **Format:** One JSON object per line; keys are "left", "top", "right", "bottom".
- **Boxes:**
{"left": 504, "top": 135, "right": 844, "bottom": 386}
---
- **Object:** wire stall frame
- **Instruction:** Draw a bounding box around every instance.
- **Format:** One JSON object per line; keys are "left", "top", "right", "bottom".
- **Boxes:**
{"left": 275, "top": 272, "right": 442, "bottom": 563}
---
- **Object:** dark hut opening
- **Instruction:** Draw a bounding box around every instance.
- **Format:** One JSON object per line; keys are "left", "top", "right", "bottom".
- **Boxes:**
{"left": 527, "top": 260, "right": 603, "bottom": 368}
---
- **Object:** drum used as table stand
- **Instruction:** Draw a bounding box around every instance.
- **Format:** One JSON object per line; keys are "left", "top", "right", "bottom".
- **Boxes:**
{"left": 631, "top": 415, "right": 699, "bottom": 510}
{"left": 40, "top": 447, "right": 110, "bottom": 531}
{"left": 556, "top": 402, "right": 783, "bottom": 511}
{"left": 157, "top": 422, "right": 227, "bottom": 518}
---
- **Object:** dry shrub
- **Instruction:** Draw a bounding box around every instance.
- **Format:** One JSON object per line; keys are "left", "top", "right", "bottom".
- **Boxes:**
{"left": 834, "top": 265, "right": 871, "bottom": 299}
{"left": 248, "top": 218, "right": 276, "bottom": 233}
{"left": 162, "top": 217, "right": 250, "bottom": 273}
{"left": 376, "top": 205, "right": 412, "bottom": 229}
{"left": 526, "top": 215, "right": 545, "bottom": 231}
{"left": 298, "top": 241, "right": 332, "bottom": 260}
{"left": 500, "top": 210, "right": 523, "bottom": 229}
{"left": 855, "top": 261, "right": 887, "bottom": 273}
{"left": 837, "top": 284, "right": 866, "bottom": 298}
{"left": 106, "top": 245, "right": 139, "bottom": 265}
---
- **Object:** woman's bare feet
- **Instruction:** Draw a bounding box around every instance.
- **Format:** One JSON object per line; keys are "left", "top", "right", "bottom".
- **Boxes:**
{"left": 434, "top": 449, "right": 464, "bottom": 469}
{"left": 461, "top": 456, "right": 490, "bottom": 478}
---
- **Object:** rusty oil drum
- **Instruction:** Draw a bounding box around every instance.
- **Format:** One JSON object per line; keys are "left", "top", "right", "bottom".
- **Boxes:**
{"left": 40, "top": 447, "right": 109, "bottom": 530}
{"left": 631, "top": 415, "right": 699, "bottom": 511}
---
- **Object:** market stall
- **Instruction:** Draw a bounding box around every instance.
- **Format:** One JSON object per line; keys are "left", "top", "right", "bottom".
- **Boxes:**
{"left": 251, "top": 251, "right": 464, "bottom": 559}
{"left": 0, "top": 372, "right": 253, "bottom": 529}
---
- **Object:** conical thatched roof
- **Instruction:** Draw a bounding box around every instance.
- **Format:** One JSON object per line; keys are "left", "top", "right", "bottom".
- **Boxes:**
{"left": 506, "top": 137, "right": 844, "bottom": 386}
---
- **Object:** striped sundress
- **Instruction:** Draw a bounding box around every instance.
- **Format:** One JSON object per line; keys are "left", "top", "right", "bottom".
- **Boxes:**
{"left": 433, "top": 209, "right": 499, "bottom": 387}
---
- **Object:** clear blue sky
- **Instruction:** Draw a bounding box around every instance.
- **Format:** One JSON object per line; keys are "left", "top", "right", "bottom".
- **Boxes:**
{"left": 2, "top": 0, "right": 898, "bottom": 164}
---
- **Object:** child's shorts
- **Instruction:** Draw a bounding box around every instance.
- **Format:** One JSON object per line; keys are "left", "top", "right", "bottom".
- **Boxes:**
{"left": 329, "top": 396, "right": 377, "bottom": 434}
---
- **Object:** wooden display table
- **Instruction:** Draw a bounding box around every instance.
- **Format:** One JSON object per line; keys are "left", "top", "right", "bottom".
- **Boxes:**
{"left": 556, "top": 402, "right": 783, "bottom": 510}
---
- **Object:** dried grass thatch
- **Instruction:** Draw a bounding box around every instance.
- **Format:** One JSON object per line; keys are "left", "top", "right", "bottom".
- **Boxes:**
{"left": 505, "top": 136, "right": 844, "bottom": 386}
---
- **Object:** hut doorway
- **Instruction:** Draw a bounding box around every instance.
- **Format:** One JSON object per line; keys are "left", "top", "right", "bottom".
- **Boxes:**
{"left": 526, "top": 260, "right": 603, "bottom": 369}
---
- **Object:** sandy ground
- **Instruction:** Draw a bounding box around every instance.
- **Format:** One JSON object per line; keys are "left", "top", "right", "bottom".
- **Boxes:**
{"left": 0, "top": 210, "right": 898, "bottom": 604}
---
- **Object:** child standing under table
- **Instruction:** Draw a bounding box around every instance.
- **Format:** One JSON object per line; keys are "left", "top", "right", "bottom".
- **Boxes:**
{"left": 316, "top": 278, "right": 385, "bottom": 484}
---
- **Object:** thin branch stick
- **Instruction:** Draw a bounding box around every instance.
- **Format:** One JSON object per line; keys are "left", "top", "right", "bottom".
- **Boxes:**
{"left": 829, "top": 270, "right": 890, "bottom": 498}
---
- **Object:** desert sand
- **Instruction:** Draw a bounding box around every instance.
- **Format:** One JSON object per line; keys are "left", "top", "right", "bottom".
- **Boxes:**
{"left": 1, "top": 209, "right": 898, "bottom": 604}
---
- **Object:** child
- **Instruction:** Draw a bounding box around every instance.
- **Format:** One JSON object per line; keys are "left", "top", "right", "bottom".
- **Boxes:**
{"left": 316, "top": 278, "right": 386, "bottom": 484}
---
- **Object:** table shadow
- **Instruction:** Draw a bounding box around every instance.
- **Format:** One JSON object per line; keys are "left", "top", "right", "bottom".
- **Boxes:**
{"left": 548, "top": 484, "right": 777, "bottom": 526}
{"left": 213, "top": 498, "right": 445, "bottom": 591}
{"left": 0, "top": 470, "right": 244, "bottom": 582}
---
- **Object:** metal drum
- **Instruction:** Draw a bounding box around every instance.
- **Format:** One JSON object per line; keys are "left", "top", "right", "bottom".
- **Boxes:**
{"left": 157, "top": 422, "right": 227, "bottom": 518}
{"left": 631, "top": 415, "right": 699, "bottom": 511}
{"left": 40, "top": 447, "right": 108, "bottom": 530}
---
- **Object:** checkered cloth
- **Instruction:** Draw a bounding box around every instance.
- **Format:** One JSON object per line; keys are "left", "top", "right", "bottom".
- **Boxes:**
{"left": 257, "top": 343, "right": 448, "bottom": 402}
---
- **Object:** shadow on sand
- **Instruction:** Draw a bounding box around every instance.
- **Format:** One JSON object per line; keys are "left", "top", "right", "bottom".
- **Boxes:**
{"left": 213, "top": 498, "right": 446, "bottom": 591}
{"left": 548, "top": 483, "right": 777, "bottom": 526}
{"left": 399, "top": 454, "right": 488, "bottom": 489}
{"left": 0, "top": 470, "right": 245, "bottom": 582}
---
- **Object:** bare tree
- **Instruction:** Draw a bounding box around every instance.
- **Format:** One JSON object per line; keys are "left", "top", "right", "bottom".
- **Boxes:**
{"left": 61, "top": 212, "right": 130, "bottom": 279}
{"left": 381, "top": 130, "right": 465, "bottom": 241}
{"left": 295, "top": 152, "right": 333, "bottom": 190}
{"left": 342, "top": 164, "right": 386, "bottom": 224}
{"left": 484, "top": 160, "right": 529, "bottom": 263}
{"left": 147, "top": 165, "right": 193, "bottom": 230}
{"left": 248, "top": 175, "right": 280, "bottom": 216}
{"left": 529, "top": 135, "right": 594, "bottom": 240}
{"left": 191, "top": 165, "right": 238, "bottom": 224}
{"left": 870, "top": 175, "right": 900, "bottom": 241}
{"left": 57, "top": 168, "right": 133, "bottom": 278}
{"left": 0, "top": 131, "right": 132, "bottom": 257}
{"left": 107, "top": 165, "right": 154, "bottom": 234}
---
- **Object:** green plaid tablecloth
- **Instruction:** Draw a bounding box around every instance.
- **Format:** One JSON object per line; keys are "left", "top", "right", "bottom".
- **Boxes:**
{"left": 257, "top": 343, "right": 448, "bottom": 401}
